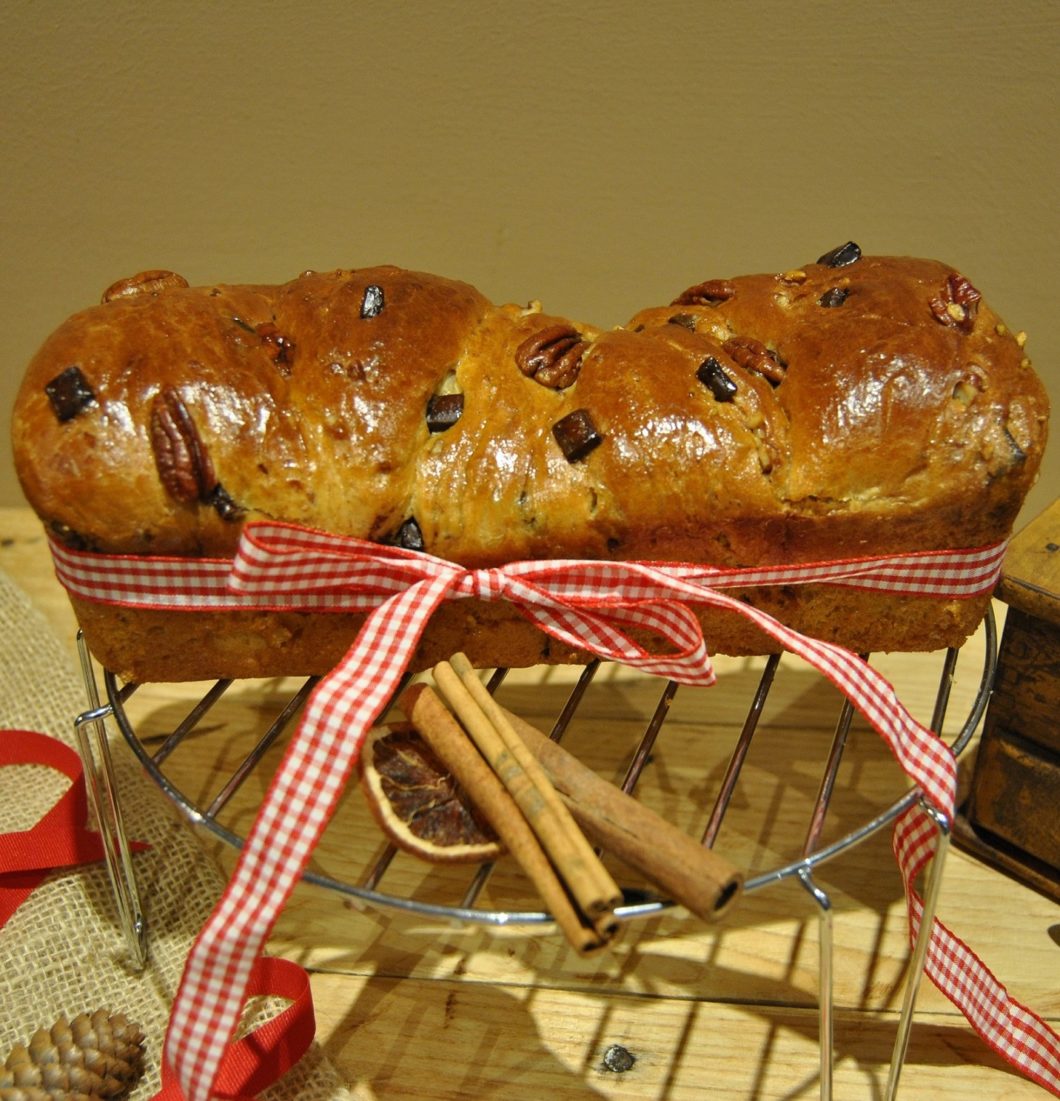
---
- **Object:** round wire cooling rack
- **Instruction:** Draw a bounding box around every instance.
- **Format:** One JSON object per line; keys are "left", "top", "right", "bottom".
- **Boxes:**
{"left": 73, "top": 608, "right": 997, "bottom": 1101}
{"left": 96, "top": 611, "right": 995, "bottom": 921}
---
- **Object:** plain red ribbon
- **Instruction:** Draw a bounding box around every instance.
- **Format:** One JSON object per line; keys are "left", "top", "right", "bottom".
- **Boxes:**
{"left": 152, "top": 956, "right": 315, "bottom": 1100}
{"left": 0, "top": 728, "right": 149, "bottom": 928}
{"left": 0, "top": 729, "right": 316, "bottom": 1098}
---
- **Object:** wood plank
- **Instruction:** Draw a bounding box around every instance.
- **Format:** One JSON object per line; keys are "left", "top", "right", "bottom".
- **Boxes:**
{"left": 254, "top": 832, "right": 1060, "bottom": 1017}
{"left": 310, "top": 971, "right": 1050, "bottom": 1100}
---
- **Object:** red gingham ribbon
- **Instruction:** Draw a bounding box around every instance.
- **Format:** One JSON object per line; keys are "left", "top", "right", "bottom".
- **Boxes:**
{"left": 47, "top": 523, "right": 1059, "bottom": 1097}
{"left": 50, "top": 524, "right": 1009, "bottom": 611}
{"left": 893, "top": 805, "right": 1060, "bottom": 1094}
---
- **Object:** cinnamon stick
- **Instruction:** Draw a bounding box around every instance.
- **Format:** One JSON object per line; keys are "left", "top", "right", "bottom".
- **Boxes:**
{"left": 434, "top": 657, "right": 623, "bottom": 926}
{"left": 398, "top": 682, "right": 610, "bottom": 954}
{"left": 499, "top": 705, "right": 744, "bottom": 921}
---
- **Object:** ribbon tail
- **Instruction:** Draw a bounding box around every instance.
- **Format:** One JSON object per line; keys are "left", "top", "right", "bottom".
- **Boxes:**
{"left": 692, "top": 588, "right": 958, "bottom": 813}
{"left": 162, "top": 574, "right": 456, "bottom": 1101}
{"left": 894, "top": 805, "right": 1060, "bottom": 1096}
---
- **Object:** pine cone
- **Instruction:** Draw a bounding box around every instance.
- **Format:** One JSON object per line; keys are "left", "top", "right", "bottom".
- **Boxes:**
{"left": 0, "top": 1009, "right": 145, "bottom": 1100}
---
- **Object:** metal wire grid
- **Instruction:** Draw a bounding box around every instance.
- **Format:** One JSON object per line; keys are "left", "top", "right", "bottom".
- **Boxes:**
{"left": 73, "top": 608, "right": 997, "bottom": 1101}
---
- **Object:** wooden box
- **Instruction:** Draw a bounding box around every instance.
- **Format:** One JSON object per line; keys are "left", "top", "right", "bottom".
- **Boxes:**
{"left": 955, "top": 498, "right": 1060, "bottom": 900}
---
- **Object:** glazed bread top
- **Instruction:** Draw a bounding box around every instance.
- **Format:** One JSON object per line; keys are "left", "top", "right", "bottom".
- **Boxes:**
{"left": 11, "top": 246, "right": 1049, "bottom": 570}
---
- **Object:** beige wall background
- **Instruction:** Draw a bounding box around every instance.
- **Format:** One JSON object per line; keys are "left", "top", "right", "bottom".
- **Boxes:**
{"left": 3, "top": 0, "right": 1057, "bottom": 527}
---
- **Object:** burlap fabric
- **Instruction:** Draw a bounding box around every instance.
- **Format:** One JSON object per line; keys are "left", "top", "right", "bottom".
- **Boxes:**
{"left": 0, "top": 566, "right": 353, "bottom": 1100}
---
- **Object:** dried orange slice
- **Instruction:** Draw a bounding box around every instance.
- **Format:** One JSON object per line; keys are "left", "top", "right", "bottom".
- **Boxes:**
{"left": 358, "top": 723, "right": 505, "bottom": 863}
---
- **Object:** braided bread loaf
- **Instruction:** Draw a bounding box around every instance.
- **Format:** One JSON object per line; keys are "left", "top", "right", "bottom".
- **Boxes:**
{"left": 11, "top": 245, "right": 1048, "bottom": 681}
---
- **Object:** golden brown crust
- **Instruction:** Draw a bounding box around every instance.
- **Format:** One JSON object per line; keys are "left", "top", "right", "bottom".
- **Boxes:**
{"left": 11, "top": 249, "right": 1049, "bottom": 681}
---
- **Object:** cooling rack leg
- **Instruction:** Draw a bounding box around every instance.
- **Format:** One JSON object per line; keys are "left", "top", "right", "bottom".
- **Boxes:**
{"left": 797, "top": 868, "right": 834, "bottom": 1101}
{"left": 884, "top": 800, "right": 951, "bottom": 1101}
{"left": 73, "top": 632, "right": 148, "bottom": 971}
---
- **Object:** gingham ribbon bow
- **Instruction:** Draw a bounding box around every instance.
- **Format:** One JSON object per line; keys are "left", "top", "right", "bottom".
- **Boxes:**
{"left": 49, "top": 523, "right": 1059, "bottom": 1097}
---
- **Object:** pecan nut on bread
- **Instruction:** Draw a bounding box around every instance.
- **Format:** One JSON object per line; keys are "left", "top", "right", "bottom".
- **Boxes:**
{"left": 10, "top": 244, "right": 1049, "bottom": 683}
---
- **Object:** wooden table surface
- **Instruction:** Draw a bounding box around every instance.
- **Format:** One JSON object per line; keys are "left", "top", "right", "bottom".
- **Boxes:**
{"left": 2, "top": 504, "right": 1057, "bottom": 1100}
